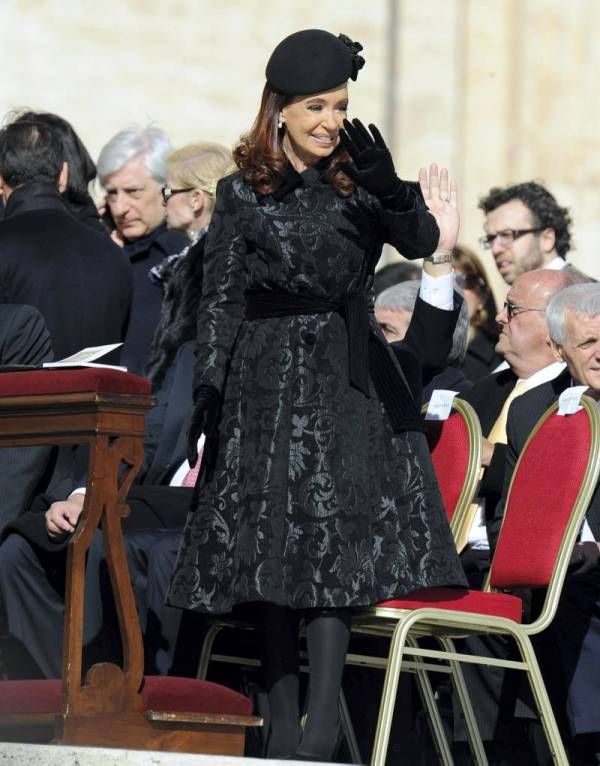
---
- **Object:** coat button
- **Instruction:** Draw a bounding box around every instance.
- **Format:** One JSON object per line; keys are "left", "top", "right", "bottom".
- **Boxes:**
{"left": 301, "top": 330, "right": 317, "bottom": 346}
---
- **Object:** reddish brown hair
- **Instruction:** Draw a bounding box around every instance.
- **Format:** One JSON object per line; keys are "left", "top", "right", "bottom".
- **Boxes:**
{"left": 233, "top": 84, "right": 353, "bottom": 197}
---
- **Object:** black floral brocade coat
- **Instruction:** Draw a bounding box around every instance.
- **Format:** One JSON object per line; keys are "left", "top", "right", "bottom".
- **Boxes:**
{"left": 167, "top": 166, "right": 467, "bottom": 613}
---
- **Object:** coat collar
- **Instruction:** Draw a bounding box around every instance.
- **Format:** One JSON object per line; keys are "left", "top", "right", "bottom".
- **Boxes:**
{"left": 3, "top": 182, "right": 68, "bottom": 219}
{"left": 122, "top": 221, "right": 183, "bottom": 262}
{"left": 268, "top": 158, "right": 330, "bottom": 202}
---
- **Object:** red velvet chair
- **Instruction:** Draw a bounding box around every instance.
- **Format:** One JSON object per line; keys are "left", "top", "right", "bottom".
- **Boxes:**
{"left": 422, "top": 394, "right": 482, "bottom": 550}
{"left": 0, "top": 368, "right": 260, "bottom": 754}
{"left": 352, "top": 396, "right": 600, "bottom": 765}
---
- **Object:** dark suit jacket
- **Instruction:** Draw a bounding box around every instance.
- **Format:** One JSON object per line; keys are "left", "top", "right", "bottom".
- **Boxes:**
{"left": 0, "top": 305, "right": 54, "bottom": 530}
{"left": 461, "top": 329, "right": 503, "bottom": 382}
{"left": 0, "top": 182, "right": 132, "bottom": 361}
{"left": 424, "top": 365, "right": 473, "bottom": 403}
{"left": 121, "top": 223, "right": 187, "bottom": 375}
{"left": 390, "top": 293, "right": 463, "bottom": 406}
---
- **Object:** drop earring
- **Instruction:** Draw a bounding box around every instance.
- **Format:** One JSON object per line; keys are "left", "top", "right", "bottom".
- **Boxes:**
{"left": 277, "top": 115, "right": 284, "bottom": 129}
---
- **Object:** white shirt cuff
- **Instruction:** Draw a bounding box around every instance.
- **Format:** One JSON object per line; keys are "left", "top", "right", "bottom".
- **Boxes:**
{"left": 419, "top": 271, "right": 455, "bottom": 310}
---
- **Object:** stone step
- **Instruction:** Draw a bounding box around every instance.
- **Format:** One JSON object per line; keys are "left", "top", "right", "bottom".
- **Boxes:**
{"left": 0, "top": 742, "right": 336, "bottom": 765}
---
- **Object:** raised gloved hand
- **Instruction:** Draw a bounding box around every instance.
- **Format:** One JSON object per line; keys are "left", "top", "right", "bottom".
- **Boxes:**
{"left": 339, "top": 118, "right": 409, "bottom": 205}
{"left": 186, "top": 384, "right": 221, "bottom": 467}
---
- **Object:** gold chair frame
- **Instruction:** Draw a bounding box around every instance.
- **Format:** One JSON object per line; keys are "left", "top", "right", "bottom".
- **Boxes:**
{"left": 352, "top": 396, "right": 600, "bottom": 765}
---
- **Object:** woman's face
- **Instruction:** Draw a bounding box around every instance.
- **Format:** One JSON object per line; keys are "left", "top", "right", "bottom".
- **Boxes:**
{"left": 280, "top": 84, "right": 348, "bottom": 170}
{"left": 163, "top": 174, "right": 195, "bottom": 234}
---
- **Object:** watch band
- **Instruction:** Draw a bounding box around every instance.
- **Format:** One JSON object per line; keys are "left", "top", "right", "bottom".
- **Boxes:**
{"left": 423, "top": 252, "right": 454, "bottom": 264}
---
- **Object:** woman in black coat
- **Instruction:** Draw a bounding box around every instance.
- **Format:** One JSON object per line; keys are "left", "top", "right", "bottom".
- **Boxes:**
{"left": 167, "top": 29, "right": 466, "bottom": 760}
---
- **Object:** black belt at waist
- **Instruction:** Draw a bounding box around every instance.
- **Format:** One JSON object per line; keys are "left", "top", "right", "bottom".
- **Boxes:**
{"left": 245, "top": 288, "right": 422, "bottom": 433}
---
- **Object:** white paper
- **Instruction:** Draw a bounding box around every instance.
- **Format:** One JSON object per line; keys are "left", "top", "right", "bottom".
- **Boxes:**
{"left": 557, "top": 385, "right": 587, "bottom": 415}
{"left": 425, "top": 389, "right": 459, "bottom": 421}
{"left": 42, "top": 343, "right": 126, "bottom": 372}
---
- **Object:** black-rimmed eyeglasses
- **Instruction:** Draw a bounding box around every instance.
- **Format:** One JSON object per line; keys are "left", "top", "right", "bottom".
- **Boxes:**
{"left": 503, "top": 300, "right": 546, "bottom": 321}
{"left": 479, "top": 228, "right": 543, "bottom": 249}
{"left": 161, "top": 185, "right": 189, "bottom": 203}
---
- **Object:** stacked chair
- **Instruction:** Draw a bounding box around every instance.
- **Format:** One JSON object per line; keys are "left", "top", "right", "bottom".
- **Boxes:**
{"left": 351, "top": 395, "right": 600, "bottom": 765}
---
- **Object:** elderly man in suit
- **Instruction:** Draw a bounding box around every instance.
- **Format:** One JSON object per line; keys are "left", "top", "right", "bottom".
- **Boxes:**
{"left": 494, "top": 283, "right": 600, "bottom": 763}
{"left": 449, "top": 269, "right": 581, "bottom": 760}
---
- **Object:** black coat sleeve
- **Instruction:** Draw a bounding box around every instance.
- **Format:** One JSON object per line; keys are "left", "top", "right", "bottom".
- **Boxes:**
{"left": 372, "top": 182, "right": 440, "bottom": 260}
{"left": 192, "top": 177, "right": 248, "bottom": 396}
{"left": 0, "top": 304, "right": 53, "bottom": 365}
{"left": 0, "top": 306, "right": 54, "bottom": 532}
{"left": 403, "top": 292, "right": 462, "bottom": 382}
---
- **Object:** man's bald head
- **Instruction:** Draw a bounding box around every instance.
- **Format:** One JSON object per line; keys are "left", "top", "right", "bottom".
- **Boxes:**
{"left": 495, "top": 269, "right": 583, "bottom": 378}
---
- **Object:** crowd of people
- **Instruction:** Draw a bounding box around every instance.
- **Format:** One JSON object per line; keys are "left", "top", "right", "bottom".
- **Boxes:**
{"left": 0, "top": 26, "right": 599, "bottom": 766}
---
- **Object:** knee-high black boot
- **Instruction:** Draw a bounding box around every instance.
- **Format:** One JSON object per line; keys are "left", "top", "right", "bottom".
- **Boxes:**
{"left": 256, "top": 603, "right": 302, "bottom": 758}
{"left": 297, "top": 607, "right": 351, "bottom": 761}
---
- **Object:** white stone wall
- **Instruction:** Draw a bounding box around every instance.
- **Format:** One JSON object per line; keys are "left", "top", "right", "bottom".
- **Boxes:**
{"left": 2, "top": 0, "right": 599, "bottom": 290}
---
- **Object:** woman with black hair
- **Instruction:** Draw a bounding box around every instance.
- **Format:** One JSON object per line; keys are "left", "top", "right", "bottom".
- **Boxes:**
{"left": 167, "top": 29, "right": 466, "bottom": 760}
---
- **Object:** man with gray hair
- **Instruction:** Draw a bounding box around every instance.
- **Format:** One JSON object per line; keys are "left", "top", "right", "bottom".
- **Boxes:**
{"left": 97, "top": 126, "right": 186, "bottom": 373}
{"left": 490, "top": 282, "right": 600, "bottom": 761}
{"left": 375, "top": 279, "right": 472, "bottom": 401}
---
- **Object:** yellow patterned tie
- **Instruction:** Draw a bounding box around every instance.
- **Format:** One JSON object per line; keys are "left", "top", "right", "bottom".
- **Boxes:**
{"left": 487, "top": 378, "right": 531, "bottom": 445}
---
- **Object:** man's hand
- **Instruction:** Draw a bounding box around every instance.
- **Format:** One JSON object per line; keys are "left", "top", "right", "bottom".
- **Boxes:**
{"left": 45, "top": 493, "right": 85, "bottom": 538}
{"left": 481, "top": 438, "right": 495, "bottom": 467}
{"left": 418, "top": 163, "right": 459, "bottom": 255}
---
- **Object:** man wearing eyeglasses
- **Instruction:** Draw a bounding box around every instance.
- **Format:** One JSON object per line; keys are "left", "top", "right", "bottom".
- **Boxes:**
{"left": 452, "top": 268, "right": 582, "bottom": 757}
{"left": 479, "top": 181, "right": 587, "bottom": 286}
{"left": 97, "top": 127, "right": 186, "bottom": 374}
{"left": 486, "top": 283, "right": 600, "bottom": 763}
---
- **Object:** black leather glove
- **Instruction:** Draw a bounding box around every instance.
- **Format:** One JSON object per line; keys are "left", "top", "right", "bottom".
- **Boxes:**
{"left": 339, "top": 118, "right": 410, "bottom": 207}
{"left": 568, "top": 541, "right": 600, "bottom": 574}
{"left": 186, "top": 384, "right": 220, "bottom": 467}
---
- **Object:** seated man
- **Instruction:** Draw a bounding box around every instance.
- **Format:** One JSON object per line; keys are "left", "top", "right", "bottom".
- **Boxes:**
{"left": 0, "top": 341, "right": 196, "bottom": 679}
{"left": 494, "top": 282, "right": 600, "bottom": 762}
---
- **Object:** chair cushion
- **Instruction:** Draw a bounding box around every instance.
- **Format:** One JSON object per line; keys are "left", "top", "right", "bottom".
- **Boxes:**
{"left": 376, "top": 587, "right": 523, "bottom": 623}
{"left": 0, "top": 679, "right": 61, "bottom": 714}
{"left": 142, "top": 676, "right": 253, "bottom": 716}
{"left": 0, "top": 676, "right": 252, "bottom": 717}
{"left": 0, "top": 368, "right": 151, "bottom": 398}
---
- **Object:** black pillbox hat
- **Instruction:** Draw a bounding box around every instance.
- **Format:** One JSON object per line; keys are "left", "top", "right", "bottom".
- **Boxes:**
{"left": 265, "top": 29, "right": 365, "bottom": 96}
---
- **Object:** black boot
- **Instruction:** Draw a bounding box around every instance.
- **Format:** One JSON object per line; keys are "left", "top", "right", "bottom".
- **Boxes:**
{"left": 296, "top": 608, "right": 351, "bottom": 761}
{"left": 256, "top": 603, "right": 302, "bottom": 759}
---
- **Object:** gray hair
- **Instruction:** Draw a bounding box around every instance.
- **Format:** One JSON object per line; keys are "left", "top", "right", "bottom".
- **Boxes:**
{"left": 376, "top": 281, "right": 470, "bottom": 365}
{"left": 97, "top": 126, "right": 172, "bottom": 185}
{"left": 546, "top": 283, "right": 600, "bottom": 344}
